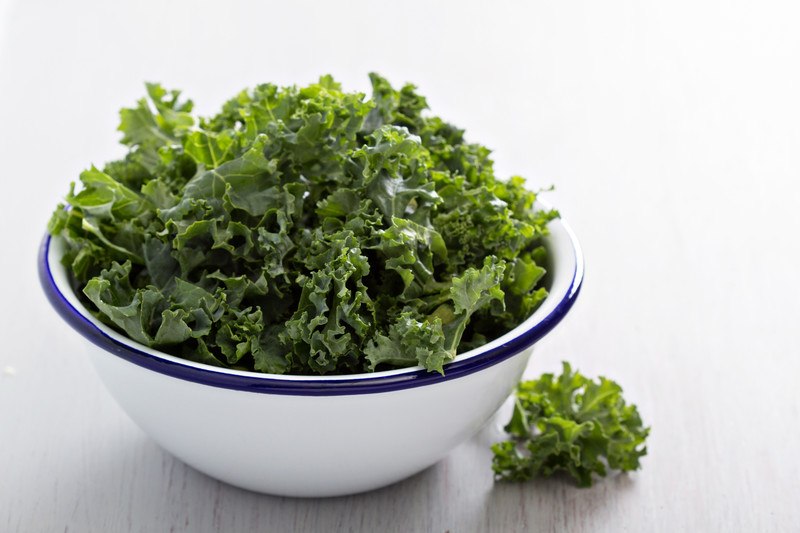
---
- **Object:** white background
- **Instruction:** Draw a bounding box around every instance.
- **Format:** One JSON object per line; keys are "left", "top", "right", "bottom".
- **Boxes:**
{"left": 1, "top": 1, "right": 799, "bottom": 531}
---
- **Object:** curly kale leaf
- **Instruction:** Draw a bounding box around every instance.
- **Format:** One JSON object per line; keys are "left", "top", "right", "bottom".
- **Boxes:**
{"left": 492, "top": 362, "right": 650, "bottom": 487}
{"left": 364, "top": 311, "right": 450, "bottom": 374}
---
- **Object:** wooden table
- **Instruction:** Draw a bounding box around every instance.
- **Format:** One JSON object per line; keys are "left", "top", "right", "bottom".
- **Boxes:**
{"left": 2, "top": 1, "right": 798, "bottom": 531}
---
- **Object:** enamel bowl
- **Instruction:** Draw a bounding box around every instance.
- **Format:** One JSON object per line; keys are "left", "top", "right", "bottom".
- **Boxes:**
{"left": 38, "top": 216, "right": 583, "bottom": 498}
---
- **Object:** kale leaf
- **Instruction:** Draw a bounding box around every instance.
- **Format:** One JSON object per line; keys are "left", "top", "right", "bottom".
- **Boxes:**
{"left": 492, "top": 362, "right": 650, "bottom": 487}
{"left": 49, "top": 74, "right": 557, "bottom": 375}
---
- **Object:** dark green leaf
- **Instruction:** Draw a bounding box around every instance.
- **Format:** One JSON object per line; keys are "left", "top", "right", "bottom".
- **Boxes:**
{"left": 492, "top": 362, "right": 650, "bottom": 487}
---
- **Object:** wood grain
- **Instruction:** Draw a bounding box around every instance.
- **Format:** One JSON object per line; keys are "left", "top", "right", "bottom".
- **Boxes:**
{"left": 1, "top": 0, "right": 799, "bottom": 531}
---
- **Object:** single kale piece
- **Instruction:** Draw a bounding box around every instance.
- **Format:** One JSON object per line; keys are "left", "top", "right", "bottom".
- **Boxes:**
{"left": 492, "top": 362, "right": 649, "bottom": 487}
{"left": 49, "top": 74, "right": 558, "bottom": 375}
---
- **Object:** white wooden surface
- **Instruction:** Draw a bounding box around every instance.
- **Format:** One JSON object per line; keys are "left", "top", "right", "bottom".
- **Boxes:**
{"left": 1, "top": 1, "right": 799, "bottom": 531}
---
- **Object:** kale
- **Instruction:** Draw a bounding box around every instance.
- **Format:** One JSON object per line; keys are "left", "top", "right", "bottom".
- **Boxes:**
{"left": 49, "top": 74, "right": 557, "bottom": 375}
{"left": 492, "top": 363, "right": 650, "bottom": 487}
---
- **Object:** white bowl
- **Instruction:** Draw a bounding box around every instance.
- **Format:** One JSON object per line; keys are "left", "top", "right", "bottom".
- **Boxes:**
{"left": 39, "top": 216, "right": 583, "bottom": 497}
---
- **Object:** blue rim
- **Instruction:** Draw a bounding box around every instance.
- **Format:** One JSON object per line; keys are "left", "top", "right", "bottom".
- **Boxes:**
{"left": 38, "top": 228, "right": 583, "bottom": 396}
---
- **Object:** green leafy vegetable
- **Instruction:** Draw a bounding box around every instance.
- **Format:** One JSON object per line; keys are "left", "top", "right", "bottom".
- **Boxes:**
{"left": 492, "top": 362, "right": 650, "bottom": 486}
{"left": 49, "top": 74, "right": 558, "bottom": 375}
